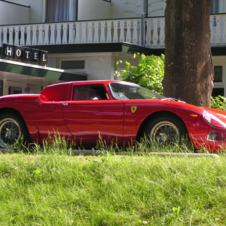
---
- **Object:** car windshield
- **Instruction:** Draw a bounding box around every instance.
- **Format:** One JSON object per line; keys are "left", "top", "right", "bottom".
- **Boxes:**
{"left": 109, "top": 82, "right": 165, "bottom": 100}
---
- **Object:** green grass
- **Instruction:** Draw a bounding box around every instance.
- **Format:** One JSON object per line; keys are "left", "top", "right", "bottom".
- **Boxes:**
{"left": 0, "top": 150, "right": 226, "bottom": 225}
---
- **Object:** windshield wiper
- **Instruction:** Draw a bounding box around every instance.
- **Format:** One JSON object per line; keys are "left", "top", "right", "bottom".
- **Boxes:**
{"left": 161, "top": 97, "right": 186, "bottom": 103}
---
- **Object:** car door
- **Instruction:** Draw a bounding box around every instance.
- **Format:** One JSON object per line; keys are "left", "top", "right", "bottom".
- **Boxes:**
{"left": 62, "top": 85, "right": 124, "bottom": 146}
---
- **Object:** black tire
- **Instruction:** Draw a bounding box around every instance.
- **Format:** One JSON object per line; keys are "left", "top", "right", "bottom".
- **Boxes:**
{"left": 143, "top": 113, "right": 188, "bottom": 146}
{"left": 0, "top": 113, "right": 30, "bottom": 148}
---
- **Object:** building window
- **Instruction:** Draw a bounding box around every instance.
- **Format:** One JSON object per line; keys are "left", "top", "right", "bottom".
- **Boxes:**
{"left": 214, "top": 66, "right": 223, "bottom": 82}
{"left": 211, "top": 0, "right": 220, "bottom": 14}
{"left": 212, "top": 87, "right": 224, "bottom": 97}
{"left": 8, "top": 86, "right": 22, "bottom": 94}
{"left": 46, "top": 0, "right": 77, "bottom": 22}
{"left": 61, "top": 60, "right": 85, "bottom": 70}
{"left": 213, "top": 65, "right": 224, "bottom": 97}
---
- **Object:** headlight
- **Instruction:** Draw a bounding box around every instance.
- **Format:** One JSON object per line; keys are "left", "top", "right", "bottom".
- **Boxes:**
{"left": 203, "top": 110, "right": 226, "bottom": 128}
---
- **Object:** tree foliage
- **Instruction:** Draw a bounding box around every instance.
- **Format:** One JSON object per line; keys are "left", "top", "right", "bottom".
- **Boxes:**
{"left": 211, "top": 96, "right": 226, "bottom": 111}
{"left": 115, "top": 54, "right": 164, "bottom": 95}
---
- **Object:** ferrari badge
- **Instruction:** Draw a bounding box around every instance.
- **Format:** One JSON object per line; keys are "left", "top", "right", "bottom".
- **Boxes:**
{"left": 131, "top": 106, "right": 137, "bottom": 113}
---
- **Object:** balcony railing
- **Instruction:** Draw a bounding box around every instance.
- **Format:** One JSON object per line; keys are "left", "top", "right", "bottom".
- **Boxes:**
{"left": 0, "top": 15, "right": 225, "bottom": 49}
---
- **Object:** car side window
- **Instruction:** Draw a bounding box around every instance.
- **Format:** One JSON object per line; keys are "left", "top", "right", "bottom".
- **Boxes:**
{"left": 74, "top": 86, "right": 108, "bottom": 100}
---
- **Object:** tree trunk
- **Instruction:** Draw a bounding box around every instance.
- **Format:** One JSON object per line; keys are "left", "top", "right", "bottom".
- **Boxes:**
{"left": 163, "top": 0, "right": 213, "bottom": 107}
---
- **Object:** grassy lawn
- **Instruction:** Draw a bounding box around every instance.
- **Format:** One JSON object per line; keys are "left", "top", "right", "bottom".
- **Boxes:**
{"left": 0, "top": 150, "right": 226, "bottom": 226}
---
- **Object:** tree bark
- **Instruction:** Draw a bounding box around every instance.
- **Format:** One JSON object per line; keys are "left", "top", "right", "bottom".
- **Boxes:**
{"left": 163, "top": 0, "right": 213, "bottom": 107}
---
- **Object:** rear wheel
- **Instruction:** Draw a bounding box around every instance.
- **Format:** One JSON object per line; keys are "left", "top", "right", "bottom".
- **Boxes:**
{"left": 144, "top": 114, "right": 188, "bottom": 146}
{"left": 0, "top": 113, "right": 30, "bottom": 148}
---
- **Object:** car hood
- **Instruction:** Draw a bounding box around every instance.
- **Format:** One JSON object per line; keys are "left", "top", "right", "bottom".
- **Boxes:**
{"left": 125, "top": 99, "right": 226, "bottom": 124}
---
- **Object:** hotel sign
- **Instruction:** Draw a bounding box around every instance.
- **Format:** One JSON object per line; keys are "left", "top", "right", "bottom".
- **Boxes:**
{"left": 2, "top": 44, "right": 48, "bottom": 66}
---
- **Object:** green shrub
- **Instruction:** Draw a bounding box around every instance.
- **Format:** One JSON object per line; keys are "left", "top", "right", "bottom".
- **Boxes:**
{"left": 115, "top": 54, "right": 165, "bottom": 95}
{"left": 211, "top": 95, "right": 226, "bottom": 110}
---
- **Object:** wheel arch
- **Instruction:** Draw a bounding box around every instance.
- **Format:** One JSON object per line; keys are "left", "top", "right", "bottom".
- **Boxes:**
{"left": 136, "top": 111, "right": 188, "bottom": 142}
{"left": 0, "top": 107, "right": 24, "bottom": 119}
{"left": 0, "top": 107, "right": 31, "bottom": 140}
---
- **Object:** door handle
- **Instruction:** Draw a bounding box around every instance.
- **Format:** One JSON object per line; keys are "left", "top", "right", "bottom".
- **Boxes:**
{"left": 63, "top": 103, "right": 68, "bottom": 106}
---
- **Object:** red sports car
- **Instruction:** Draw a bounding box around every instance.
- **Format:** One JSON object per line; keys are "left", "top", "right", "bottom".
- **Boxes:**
{"left": 0, "top": 80, "right": 225, "bottom": 152}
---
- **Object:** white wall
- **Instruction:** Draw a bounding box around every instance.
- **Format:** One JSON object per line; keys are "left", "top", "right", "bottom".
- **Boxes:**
{"left": 48, "top": 57, "right": 57, "bottom": 68}
{"left": 110, "top": 0, "right": 143, "bottom": 18}
{"left": 2, "top": 0, "right": 44, "bottom": 23}
{"left": 0, "top": 0, "right": 165, "bottom": 25}
{"left": 148, "top": 0, "right": 165, "bottom": 17}
{"left": 78, "top": 0, "right": 111, "bottom": 20}
{"left": 49, "top": 53, "right": 114, "bottom": 80}
{"left": 0, "top": 1, "right": 29, "bottom": 25}
{"left": 48, "top": 52, "right": 140, "bottom": 81}
{"left": 26, "top": 84, "right": 43, "bottom": 93}
{"left": 110, "top": 0, "right": 165, "bottom": 19}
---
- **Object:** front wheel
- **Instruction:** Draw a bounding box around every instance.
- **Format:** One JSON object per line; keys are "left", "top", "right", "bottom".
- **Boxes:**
{"left": 144, "top": 114, "right": 188, "bottom": 146}
{"left": 0, "top": 113, "right": 30, "bottom": 148}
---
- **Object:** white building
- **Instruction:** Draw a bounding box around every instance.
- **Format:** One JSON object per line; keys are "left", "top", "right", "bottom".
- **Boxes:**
{"left": 0, "top": 0, "right": 225, "bottom": 96}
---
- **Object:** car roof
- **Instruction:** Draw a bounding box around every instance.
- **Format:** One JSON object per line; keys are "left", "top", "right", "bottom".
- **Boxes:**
{"left": 46, "top": 80, "right": 116, "bottom": 87}
{"left": 40, "top": 80, "right": 137, "bottom": 101}
{"left": 45, "top": 80, "right": 137, "bottom": 88}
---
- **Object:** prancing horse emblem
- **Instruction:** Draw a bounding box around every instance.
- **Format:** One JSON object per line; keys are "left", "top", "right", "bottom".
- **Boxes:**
{"left": 131, "top": 106, "right": 137, "bottom": 113}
